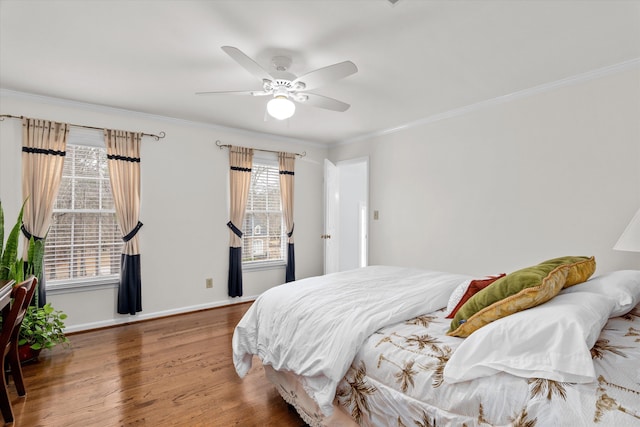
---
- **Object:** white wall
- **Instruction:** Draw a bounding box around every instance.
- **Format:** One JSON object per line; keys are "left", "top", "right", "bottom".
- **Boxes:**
{"left": 0, "top": 91, "right": 326, "bottom": 331}
{"left": 330, "top": 67, "right": 640, "bottom": 276}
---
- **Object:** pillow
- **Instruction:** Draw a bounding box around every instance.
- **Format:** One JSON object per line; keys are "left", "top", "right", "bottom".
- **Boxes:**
{"left": 561, "top": 270, "right": 640, "bottom": 317}
{"left": 538, "top": 255, "right": 596, "bottom": 288}
{"left": 448, "top": 264, "right": 568, "bottom": 337}
{"left": 447, "top": 256, "right": 596, "bottom": 338}
{"left": 445, "top": 274, "right": 506, "bottom": 319}
{"left": 444, "top": 292, "right": 615, "bottom": 384}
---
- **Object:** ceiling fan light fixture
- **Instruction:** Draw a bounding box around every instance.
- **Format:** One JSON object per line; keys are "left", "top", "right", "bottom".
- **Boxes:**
{"left": 267, "top": 95, "right": 295, "bottom": 120}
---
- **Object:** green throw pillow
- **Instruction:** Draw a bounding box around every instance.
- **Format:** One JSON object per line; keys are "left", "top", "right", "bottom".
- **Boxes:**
{"left": 447, "top": 256, "right": 595, "bottom": 338}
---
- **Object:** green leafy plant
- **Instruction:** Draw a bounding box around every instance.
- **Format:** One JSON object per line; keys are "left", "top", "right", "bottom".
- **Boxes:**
{"left": 1, "top": 199, "right": 69, "bottom": 353}
{"left": 0, "top": 199, "right": 25, "bottom": 282}
{"left": 18, "top": 303, "right": 69, "bottom": 350}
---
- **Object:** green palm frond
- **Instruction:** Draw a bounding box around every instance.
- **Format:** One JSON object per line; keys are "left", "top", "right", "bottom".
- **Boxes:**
{"left": 0, "top": 200, "right": 4, "bottom": 257}
{"left": 0, "top": 200, "right": 24, "bottom": 280}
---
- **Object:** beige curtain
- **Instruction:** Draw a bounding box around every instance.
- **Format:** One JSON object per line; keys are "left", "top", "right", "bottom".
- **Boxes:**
{"left": 105, "top": 129, "right": 143, "bottom": 315}
{"left": 21, "top": 118, "right": 69, "bottom": 306}
{"left": 227, "top": 146, "right": 253, "bottom": 297}
{"left": 279, "top": 152, "right": 296, "bottom": 282}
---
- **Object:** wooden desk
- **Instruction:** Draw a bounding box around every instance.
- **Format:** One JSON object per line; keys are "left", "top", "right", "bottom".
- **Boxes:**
{"left": 0, "top": 280, "right": 15, "bottom": 319}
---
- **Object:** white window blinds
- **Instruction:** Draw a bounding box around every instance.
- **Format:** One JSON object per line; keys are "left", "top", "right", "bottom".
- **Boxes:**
{"left": 242, "top": 158, "right": 285, "bottom": 265}
{"left": 44, "top": 141, "right": 122, "bottom": 284}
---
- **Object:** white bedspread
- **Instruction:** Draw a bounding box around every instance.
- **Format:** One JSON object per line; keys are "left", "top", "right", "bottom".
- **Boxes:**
{"left": 232, "top": 265, "right": 470, "bottom": 415}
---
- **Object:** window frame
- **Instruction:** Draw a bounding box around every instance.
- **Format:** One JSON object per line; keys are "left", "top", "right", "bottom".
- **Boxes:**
{"left": 241, "top": 153, "right": 287, "bottom": 271}
{"left": 45, "top": 128, "right": 121, "bottom": 294}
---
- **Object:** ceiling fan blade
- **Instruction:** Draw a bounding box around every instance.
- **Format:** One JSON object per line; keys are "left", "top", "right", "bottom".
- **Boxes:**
{"left": 195, "top": 90, "right": 271, "bottom": 96}
{"left": 250, "top": 91, "right": 272, "bottom": 97}
{"left": 299, "top": 93, "right": 351, "bottom": 112}
{"left": 292, "top": 61, "right": 357, "bottom": 91}
{"left": 221, "top": 46, "right": 273, "bottom": 82}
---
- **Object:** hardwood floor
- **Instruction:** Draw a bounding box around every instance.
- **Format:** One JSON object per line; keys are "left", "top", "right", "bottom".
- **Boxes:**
{"left": 7, "top": 302, "right": 306, "bottom": 427}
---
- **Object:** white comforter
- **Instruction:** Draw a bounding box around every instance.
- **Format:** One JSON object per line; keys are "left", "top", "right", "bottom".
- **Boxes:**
{"left": 232, "top": 266, "right": 470, "bottom": 415}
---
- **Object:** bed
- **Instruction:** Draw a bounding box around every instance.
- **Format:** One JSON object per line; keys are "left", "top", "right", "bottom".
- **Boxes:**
{"left": 232, "top": 261, "right": 640, "bottom": 426}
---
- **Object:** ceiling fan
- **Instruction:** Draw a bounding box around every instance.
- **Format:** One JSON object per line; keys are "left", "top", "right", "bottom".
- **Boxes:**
{"left": 196, "top": 46, "right": 358, "bottom": 120}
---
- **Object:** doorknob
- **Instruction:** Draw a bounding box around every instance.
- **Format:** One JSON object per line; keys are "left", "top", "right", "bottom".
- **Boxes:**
{"left": 321, "top": 234, "right": 332, "bottom": 239}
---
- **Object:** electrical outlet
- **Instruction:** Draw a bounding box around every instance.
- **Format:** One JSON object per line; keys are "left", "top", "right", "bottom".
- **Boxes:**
{"left": 373, "top": 210, "right": 379, "bottom": 220}
{"left": 206, "top": 278, "right": 213, "bottom": 288}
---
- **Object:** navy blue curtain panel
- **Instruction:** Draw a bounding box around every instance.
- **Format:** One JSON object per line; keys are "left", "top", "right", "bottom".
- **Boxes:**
{"left": 286, "top": 243, "right": 295, "bottom": 283}
{"left": 118, "top": 254, "right": 142, "bottom": 315}
{"left": 37, "top": 266, "right": 47, "bottom": 307}
{"left": 228, "top": 247, "right": 243, "bottom": 297}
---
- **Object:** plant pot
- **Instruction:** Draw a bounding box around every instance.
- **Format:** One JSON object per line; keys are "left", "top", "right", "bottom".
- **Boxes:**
{"left": 18, "top": 344, "right": 41, "bottom": 364}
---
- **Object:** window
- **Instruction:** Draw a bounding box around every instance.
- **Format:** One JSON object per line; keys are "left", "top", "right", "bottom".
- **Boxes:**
{"left": 44, "top": 133, "right": 122, "bottom": 287}
{"left": 242, "top": 157, "right": 285, "bottom": 266}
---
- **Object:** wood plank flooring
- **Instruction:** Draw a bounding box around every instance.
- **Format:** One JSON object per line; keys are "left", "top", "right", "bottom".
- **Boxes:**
{"left": 7, "top": 302, "right": 305, "bottom": 427}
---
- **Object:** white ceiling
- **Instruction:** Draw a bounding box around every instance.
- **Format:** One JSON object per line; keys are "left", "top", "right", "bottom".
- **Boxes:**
{"left": 1, "top": 0, "right": 639, "bottom": 145}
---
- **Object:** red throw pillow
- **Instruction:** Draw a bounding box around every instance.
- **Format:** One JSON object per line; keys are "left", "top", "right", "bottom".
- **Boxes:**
{"left": 445, "top": 274, "right": 506, "bottom": 319}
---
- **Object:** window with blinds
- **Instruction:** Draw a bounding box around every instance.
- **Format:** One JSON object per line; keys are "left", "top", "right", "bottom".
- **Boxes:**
{"left": 44, "top": 143, "right": 122, "bottom": 284}
{"left": 242, "top": 159, "right": 285, "bottom": 265}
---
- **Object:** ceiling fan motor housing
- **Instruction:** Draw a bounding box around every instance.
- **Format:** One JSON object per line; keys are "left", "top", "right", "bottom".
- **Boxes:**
{"left": 272, "top": 85, "right": 290, "bottom": 99}
{"left": 273, "top": 79, "right": 293, "bottom": 89}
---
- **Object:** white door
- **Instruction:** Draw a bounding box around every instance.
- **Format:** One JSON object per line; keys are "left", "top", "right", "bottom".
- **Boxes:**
{"left": 336, "top": 159, "right": 368, "bottom": 271}
{"left": 324, "top": 159, "right": 339, "bottom": 274}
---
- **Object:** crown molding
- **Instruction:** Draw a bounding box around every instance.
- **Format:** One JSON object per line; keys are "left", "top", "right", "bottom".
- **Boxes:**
{"left": 0, "top": 88, "right": 327, "bottom": 150}
{"left": 336, "top": 57, "right": 640, "bottom": 146}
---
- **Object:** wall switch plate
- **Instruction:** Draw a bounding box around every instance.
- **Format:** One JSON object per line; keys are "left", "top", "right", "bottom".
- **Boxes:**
{"left": 206, "top": 278, "right": 213, "bottom": 288}
{"left": 373, "top": 210, "right": 379, "bottom": 220}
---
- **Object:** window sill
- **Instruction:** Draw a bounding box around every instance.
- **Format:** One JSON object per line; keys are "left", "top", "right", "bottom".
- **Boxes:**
{"left": 242, "top": 261, "right": 286, "bottom": 272}
{"left": 47, "top": 277, "right": 119, "bottom": 295}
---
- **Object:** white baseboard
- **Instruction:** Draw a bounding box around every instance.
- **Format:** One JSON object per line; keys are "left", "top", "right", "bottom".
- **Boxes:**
{"left": 63, "top": 295, "right": 258, "bottom": 334}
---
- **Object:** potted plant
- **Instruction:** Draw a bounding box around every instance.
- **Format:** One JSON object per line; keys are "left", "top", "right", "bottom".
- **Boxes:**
{"left": 18, "top": 303, "right": 69, "bottom": 362}
{"left": 0, "top": 199, "right": 69, "bottom": 362}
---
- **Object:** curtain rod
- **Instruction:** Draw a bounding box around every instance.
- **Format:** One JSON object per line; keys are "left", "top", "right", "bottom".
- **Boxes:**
{"left": 215, "top": 140, "right": 306, "bottom": 157}
{"left": 0, "top": 114, "right": 166, "bottom": 141}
